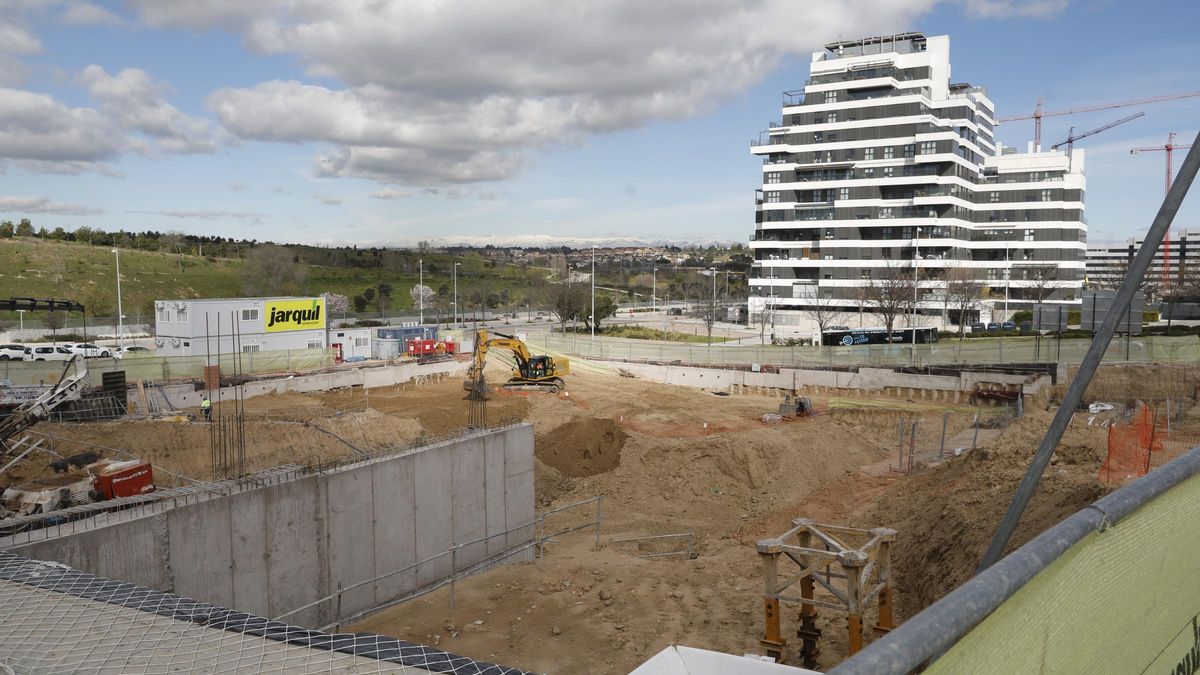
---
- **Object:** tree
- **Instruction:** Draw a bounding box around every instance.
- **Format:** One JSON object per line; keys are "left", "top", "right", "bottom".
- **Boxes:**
{"left": 352, "top": 294, "right": 368, "bottom": 313}
{"left": 1017, "top": 264, "right": 1065, "bottom": 305}
{"left": 321, "top": 292, "right": 350, "bottom": 317}
{"left": 376, "top": 283, "right": 393, "bottom": 315}
{"left": 0, "top": 221, "right": 13, "bottom": 238}
{"left": 945, "top": 267, "right": 985, "bottom": 340}
{"left": 43, "top": 311, "right": 67, "bottom": 343}
{"left": 591, "top": 294, "right": 618, "bottom": 332}
{"left": 15, "top": 218, "right": 34, "bottom": 237}
{"left": 240, "top": 245, "right": 307, "bottom": 295}
{"left": 864, "top": 264, "right": 916, "bottom": 338}
{"left": 751, "top": 295, "right": 774, "bottom": 345}
{"left": 797, "top": 283, "right": 847, "bottom": 334}
{"left": 545, "top": 282, "right": 587, "bottom": 334}
{"left": 409, "top": 285, "right": 435, "bottom": 315}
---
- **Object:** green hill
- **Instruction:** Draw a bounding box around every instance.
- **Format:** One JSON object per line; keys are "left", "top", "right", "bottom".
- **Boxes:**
{"left": 0, "top": 237, "right": 547, "bottom": 322}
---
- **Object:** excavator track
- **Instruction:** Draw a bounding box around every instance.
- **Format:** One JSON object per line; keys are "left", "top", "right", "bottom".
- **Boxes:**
{"left": 500, "top": 377, "right": 564, "bottom": 394}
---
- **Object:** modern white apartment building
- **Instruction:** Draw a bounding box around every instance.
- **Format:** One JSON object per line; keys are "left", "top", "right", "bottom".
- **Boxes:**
{"left": 1086, "top": 228, "right": 1199, "bottom": 294}
{"left": 748, "top": 33, "right": 1087, "bottom": 326}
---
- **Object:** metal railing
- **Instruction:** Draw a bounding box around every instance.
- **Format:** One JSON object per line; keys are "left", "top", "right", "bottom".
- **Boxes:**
{"left": 610, "top": 531, "right": 695, "bottom": 559}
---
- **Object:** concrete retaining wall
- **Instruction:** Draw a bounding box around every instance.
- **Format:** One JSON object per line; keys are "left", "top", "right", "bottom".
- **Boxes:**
{"left": 5, "top": 424, "right": 535, "bottom": 628}
{"left": 138, "top": 360, "right": 465, "bottom": 411}
{"left": 612, "top": 361, "right": 1050, "bottom": 397}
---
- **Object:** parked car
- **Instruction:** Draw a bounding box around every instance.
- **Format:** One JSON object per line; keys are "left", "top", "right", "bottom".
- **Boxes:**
{"left": 65, "top": 343, "right": 113, "bottom": 358}
{"left": 1019, "top": 321, "right": 1033, "bottom": 332}
{"left": 986, "top": 322, "right": 1001, "bottom": 332}
{"left": 120, "top": 345, "right": 150, "bottom": 354}
{"left": 970, "top": 322, "right": 986, "bottom": 332}
{"left": 24, "top": 346, "right": 74, "bottom": 362}
{"left": 1001, "top": 321, "right": 1016, "bottom": 330}
{"left": 667, "top": 307, "right": 683, "bottom": 316}
{"left": 0, "top": 344, "right": 27, "bottom": 360}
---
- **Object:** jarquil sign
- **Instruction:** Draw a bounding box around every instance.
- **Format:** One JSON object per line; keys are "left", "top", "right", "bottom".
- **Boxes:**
{"left": 264, "top": 298, "right": 325, "bottom": 333}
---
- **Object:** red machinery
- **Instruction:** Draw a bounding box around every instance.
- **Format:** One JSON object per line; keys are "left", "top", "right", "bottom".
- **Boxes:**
{"left": 406, "top": 338, "right": 457, "bottom": 359}
{"left": 89, "top": 459, "right": 155, "bottom": 500}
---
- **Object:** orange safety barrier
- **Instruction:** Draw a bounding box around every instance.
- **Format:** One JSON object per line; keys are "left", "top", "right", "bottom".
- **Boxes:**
{"left": 1099, "top": 405, "right": 1164, "bottom": 485}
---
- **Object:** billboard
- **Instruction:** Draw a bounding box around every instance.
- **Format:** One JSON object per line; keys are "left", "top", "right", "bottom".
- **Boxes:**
{"left": 264, "top": 298, "right": 325, "bottom": 333}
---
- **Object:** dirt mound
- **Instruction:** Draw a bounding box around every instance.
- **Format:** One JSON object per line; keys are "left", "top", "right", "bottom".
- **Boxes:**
{"left": 536, "top": 418, "right": 627, "bottom": 477}
{"left": 869, "top": 408, "right": 1110, "bottom": 619}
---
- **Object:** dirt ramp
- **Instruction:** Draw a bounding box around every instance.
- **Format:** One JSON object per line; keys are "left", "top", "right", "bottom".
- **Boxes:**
{"left": 537, "top": 418, "right": 627, "bottom": 477}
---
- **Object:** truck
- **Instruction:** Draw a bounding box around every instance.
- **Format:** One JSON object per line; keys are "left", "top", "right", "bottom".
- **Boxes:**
{"left": 0, "top": 458, "right": 154, "bottom": 519}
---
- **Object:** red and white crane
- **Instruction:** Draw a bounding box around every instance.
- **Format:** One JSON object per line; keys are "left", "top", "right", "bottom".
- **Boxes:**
{"left": 1130, "top": 132, "right": 1195, "bottom": 287}
{"left": 999, "top": 91, "right": 1200, "bottom": 149}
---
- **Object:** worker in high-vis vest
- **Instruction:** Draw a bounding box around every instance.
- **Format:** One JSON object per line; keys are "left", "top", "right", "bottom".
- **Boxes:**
{"left": 201, "top": 396, "right": 212, "bottom": 422}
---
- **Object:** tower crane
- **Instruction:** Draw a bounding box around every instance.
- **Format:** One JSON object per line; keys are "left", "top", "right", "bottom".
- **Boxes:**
{"left": 999, "top": 90, "right": 1200, "bottom": 149}
{"left": 1050, "top": 111, "right": 1145, "bottom": 163}
{"left": 1130, "top": 132, "right": 1195, "bottom": 287}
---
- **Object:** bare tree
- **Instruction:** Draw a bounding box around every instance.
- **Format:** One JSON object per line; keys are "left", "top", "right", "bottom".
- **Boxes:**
{"left": 43, "top": 311, "right": 67, "bottom": 344}
{"left": 863, "top": 264, "right": 915, "bottom": 338}
{"left": 1014, "top": 264, "right": 1065, "bottom": 305}
{"left": 241, "top": 245, "right": 307, "bottom": 295}
{"left": 544, "top": 282, "right": 587, "bottom": 334}
{"left": 702, "top": 273, "right": 719, "bottom": 343}
{"left": 752, "top": 295, "right": 774, "bottom": 345}
{"left": 945, "top": 267, "right": 985, "bottom": 340}
{"left": 796, "top": 283, "right": 847, "bottom": 334}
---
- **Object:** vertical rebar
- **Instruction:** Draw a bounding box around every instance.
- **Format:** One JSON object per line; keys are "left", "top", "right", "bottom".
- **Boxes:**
{"left": 971, "top": 412, "right": 980, "bottom": 451}
{"left": 939, "top": 411, "right": 949, "bottom": 461}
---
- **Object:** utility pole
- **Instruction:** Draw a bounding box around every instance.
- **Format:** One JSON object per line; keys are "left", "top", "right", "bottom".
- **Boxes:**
{"left": 652, "top": 267, "right": 658, "bottom": 315}
{"left": 16, "top": 310, "right": 24, "bottom": 333}
{"left": 111, "top": 248, "right": 124, "bottom": 350}
{"left": 418, "top": 258, "right": 424, "bottom": 328}
{"left": 591, "top": 245, "right": 596, "bottom": 338}
{"left": 453, "top": 262, "right": 460, "bottom": 328}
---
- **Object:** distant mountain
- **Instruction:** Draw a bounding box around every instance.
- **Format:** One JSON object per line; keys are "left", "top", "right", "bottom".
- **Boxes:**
{"left": 425, "top": 234, "right": 741, "bottom": 249}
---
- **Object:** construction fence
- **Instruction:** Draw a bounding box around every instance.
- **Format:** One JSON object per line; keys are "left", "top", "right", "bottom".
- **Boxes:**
{"left": 1099, "top": 398, "right": 1200, "bottom": 485}
{"left": 529, "top": 333, "right": 1200, "bottom": 368}
{"left": 884, "top": 408, "right": 1019, "bottom": 473}
{"left": 0, "top": 348, "right": 335, "bottom": 387}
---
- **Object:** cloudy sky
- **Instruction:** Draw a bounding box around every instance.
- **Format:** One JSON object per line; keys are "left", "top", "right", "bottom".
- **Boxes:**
{"left": 1, "top": 0, "right": 1198, "bottom": 246}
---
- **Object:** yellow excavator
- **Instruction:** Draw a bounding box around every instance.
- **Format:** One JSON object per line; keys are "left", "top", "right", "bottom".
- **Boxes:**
{"left": 464, "top": 329, "right": 570, "bottom": 394}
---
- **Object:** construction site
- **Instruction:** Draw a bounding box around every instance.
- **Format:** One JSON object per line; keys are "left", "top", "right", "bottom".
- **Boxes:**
{"left": 3, "top": 325, "right": 1199, "bottom": 672}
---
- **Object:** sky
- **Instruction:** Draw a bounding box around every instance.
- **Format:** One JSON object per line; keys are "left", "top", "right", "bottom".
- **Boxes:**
{"left": 0, "top": 0, "right": 1198, "bottom": 247}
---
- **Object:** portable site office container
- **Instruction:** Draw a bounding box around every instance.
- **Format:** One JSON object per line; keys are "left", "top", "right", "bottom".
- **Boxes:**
{"left": 153, "top": 297, "right": 327, "bottom": 357}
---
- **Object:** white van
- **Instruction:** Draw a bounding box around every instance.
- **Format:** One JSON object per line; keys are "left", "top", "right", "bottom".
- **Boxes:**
{"left": 24, "top": 346, "right": 74, "bottom": 362}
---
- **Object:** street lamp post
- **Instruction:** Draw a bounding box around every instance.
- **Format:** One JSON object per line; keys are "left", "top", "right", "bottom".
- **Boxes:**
{"left": 453, "top": 262, "right": 460, "bottom": 328}
{"left": 652, "top": 267, "right": 658, "bottom": 315}
{"left": 111, "top": 248, "right": 124, "bottom": 350}
{"left": 16, "top": 310, "right": 24, "bottom": 333}
{"left": 591, "top": 246, "right": 596, "bottom": 338}
{"left": 418, "top": 258, "right": 424, "bottom": 328}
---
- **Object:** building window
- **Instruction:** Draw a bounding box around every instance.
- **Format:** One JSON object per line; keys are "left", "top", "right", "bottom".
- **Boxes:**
{"left": 241, "top": 308, "right": 259, "bottom": 321}
{"left": 863, "top": 168, "right": 875, "bottom": 177}
{"left": 766, "top": 172, "right": 781, "bottom": 184}
{"left": 827, "top": 112, "right": 838, "bottom": 123}
{"left": 864, "top": 148, "right": 875, "bottom": 160}
{"left": 176, "top": 309, "right": 188, "bottom": 322}
{"left": 919, "top": 141, "right": 936, "bottom": 154}
{"left": 827, "top": 133, "right": 838, "bottom": 143}
{"left": 903, "top": 144, "right": 915, "bottom": 158}
{"left": 1041, "top": 189, "right": 1053, "bottom": 202}
{"left": 838, "top": 187, "right": 850, "bottom": 201}
{"left": 825, "top": 91, "right": 837, "bottom": 104}
{"left": 307, "top": 340, "right": 324, "bottom": 349}
{"left": 765, "top": 191, "right": 781, "bottom": 203}
{"left": 183, "top": 341, "right": 190, "bottom": 347}
{"left": 989, "top": 191, "right": 1000, "bottom": 203}
{"left": 1025, "top": 229, "right": 1035, "bottom": 242}
{"left": 883, "top": 146, "right": 894, "bottom": 159}
{"left": 882, "top": 167, "right": 894, "bottom": 177}
{"left": 880, "top": 207, "right": 894, "bottom": 219}
{"left": 844, "top": 149, "right": 856, "bottom": 160}
{"left": 157, "top": 308, "right": 171, "bottom": 322}
{"left": 242, "top": 344, "right": 261, "bottom": 354}
{"left": 354, "top": 337, "right": 369, "bottom": 348}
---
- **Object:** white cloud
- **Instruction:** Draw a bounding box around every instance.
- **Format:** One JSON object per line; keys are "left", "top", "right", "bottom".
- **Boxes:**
{"left": 191, "top": 0, "right": 940, "bottom": 187}
{"left": 312, "top": 192, "right": 342, "bottom": 205}
{"left": 370, "top": 188, "right": 410, "bottom": 200}
{"left": 0, "top": 87, "right": 124, "bottom": 167}
{"left": 228, "top": 181, "right": 250, "bottom": 192}
{"left": 79, "top": 64, "right": 221, "bottom": 154}
{"left": 961, "top": 0, "right": 1070, "bottom": 19}
{"left": 0, "top": 194, "right": 102, "bottom": 215}
{"left": 132, "top": 209, "right": 268, "bottom": 224}
{"left": 0, "top": 20, "right": 41, "bottom": 55}
{"left": 60, "top": 1, "right": 123, "bottom": 26}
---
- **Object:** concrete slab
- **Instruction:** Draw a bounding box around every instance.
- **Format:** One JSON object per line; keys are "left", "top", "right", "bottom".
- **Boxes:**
{"left": 324, "top": 465, "right": 377, "bottom": 620}
{"left": 229, "top": 489, "right": 270, "bottom": 617}
{"left": 451, "top": 437, "right": 488, "bottom": 566}
{"left": 264, "top": 476, "right": 323, "bottom": 625}
{"left": 413, "top": 446, "right": 453, "bottom": 586}
{"left": 483, "top": 432, "right": 508, "bottom": 557}
{"left": 370, "top": 454, "right": 416, "bottom": 604}
{"left": 505, "top": 468, "right": 535, "bottom": 550}
{"left": 168, "top": 497, "right": 234, "bottom": 608}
